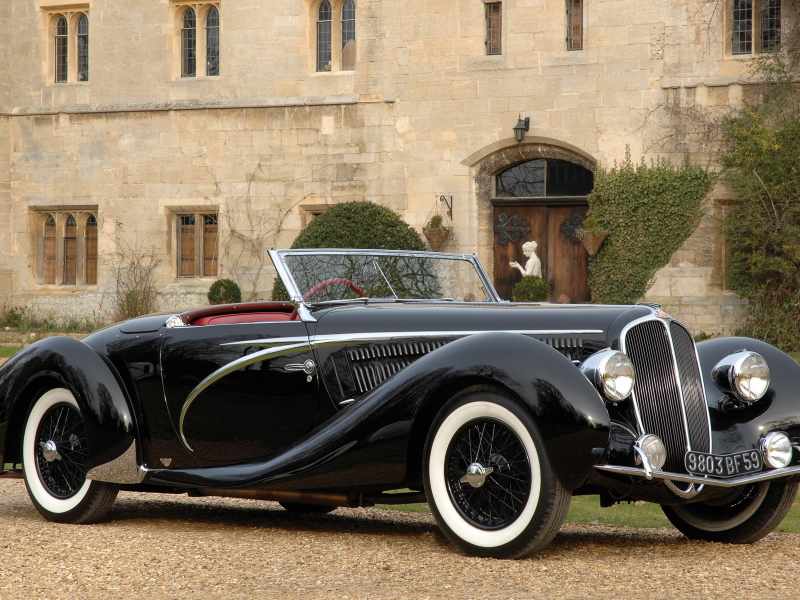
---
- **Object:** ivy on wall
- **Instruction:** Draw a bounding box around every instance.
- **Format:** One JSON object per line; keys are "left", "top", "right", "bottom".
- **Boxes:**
{"left": 587, "top": 150, "right": 716, "bottom": 305}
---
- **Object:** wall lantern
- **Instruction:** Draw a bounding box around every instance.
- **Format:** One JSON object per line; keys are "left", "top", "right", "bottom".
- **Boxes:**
{"left": 513, "top": 116, "right": 530, "bottom": 143}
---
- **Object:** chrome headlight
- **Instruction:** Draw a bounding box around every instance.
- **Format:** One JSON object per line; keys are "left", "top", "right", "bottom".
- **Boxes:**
{"left": 760, "top": 432, "right": 793, "bottom": 469}
{"left": 580, "top": 349, "right": 636, "bottom": 402}
{"left": 712, "top": 351, "right": 770, "bottom": 402}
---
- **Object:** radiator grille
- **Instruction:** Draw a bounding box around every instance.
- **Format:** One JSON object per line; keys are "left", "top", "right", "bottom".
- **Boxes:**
{"left": 623, "top": 319, "right": 710, "bottom": 475}
{"left": 670, "top": 322, "right": 711, "bottom": 453}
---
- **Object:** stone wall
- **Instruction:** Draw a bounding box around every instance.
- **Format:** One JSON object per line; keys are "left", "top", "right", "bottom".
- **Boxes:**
{"left": 0, "top": 0, "right": 754, "bottom": 331}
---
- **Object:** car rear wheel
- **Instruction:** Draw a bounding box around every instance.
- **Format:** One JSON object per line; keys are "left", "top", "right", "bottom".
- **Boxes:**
{"left": 661, "top": 479, "right": 799, "bottom": 544}
{"left": 423, "top": 385, "right": 570, "bottom": 559}
{"left": 22, "top": 387, "right": 119, "bottom": 524}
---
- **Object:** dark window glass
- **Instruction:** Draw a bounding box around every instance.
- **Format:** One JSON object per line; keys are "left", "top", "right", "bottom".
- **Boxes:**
{"left": 202, "top": 214, "right": 218, "bottom": 277}
{"left": 317, "top": 1, "right": 332, "bottom": 72}
{"left": 44, "top": 217, "right": 56, "bottom": 284}
{"left": 496, "top": 159, "right": 594, "bottom": 198}
{"left": 567, "top": 0, "right": 583, "bottom": 50}
{"left": 63, "top": 215, "right": 77, "bottom": 285}
{"left": 178, "top": 215, "right": 196, "bottom": 277}
{"left": 55, "top": 16, "right": 68, "bottom": 83}
{"left": 85, "top": 215, "right": 97, "bottom": 285}
{"left": 761, "top": 0, "right": 781, "bottom": 52}
{"left": 485, "top": 3, "right": 502, "bottom": 55}
{"left": 77, "top": 15, "right": 89, "bottom": 82}
{"left": 496, "top": 160, "right": 545, "bottom": 197}
{"left": 206, "top": 7, "right": 220, "bottom": 76}
{"left": 341, "top": 0, "right": 356, "bottom": 71}
{"left": 182, "top": 8, "right": 197, "bottom": 77}
{"left": 732, "top": 0, "right": 753, "bottom": 54}
{"left": 546, "top": 159, "right": 594, "bottom": 196}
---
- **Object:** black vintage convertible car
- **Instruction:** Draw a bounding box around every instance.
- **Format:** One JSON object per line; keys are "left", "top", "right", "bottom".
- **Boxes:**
{"left": 2, "top": 248, "right": 800, "bottom": 558}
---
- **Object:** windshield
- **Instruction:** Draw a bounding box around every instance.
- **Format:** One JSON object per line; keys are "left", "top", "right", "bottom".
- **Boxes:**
{"left": 272, "top": 250, "right": 498, "bottom": 303}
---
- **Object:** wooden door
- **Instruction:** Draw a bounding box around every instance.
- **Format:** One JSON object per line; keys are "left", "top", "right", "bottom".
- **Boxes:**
{"left": 492, "top": 203, "right": 590, "bottom": 303}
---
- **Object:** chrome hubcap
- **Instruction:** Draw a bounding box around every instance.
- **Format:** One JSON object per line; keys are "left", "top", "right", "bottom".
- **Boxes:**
{"left": 39, "top": 440, "right": 62, "bottom": 463}
{"left": 459, "top": 462, "right": 494, "bottom": 488}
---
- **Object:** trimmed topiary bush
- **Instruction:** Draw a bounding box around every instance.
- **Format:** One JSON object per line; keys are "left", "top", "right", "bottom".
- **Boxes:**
{"left": 208, "top": 278, "right": 242, "bottom": 305}
{"left": 272, "top": 201, "right": 426, "bottom": 300}
{"left": 512, "top": 276, "right": 551, "bottom": 302}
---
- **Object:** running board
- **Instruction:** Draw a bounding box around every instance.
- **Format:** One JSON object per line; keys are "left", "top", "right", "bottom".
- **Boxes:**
{"left": 192, "top": 488, "right": 426, "bottom": 507}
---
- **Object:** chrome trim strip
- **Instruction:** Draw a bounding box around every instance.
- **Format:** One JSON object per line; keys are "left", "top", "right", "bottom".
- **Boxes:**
{"left": 86, "top": 440, "right": 146, "bottom": 484}
{"left": 222, "top": 329, "right": 605, "bottom": 350}
{"left": 178, "top": 342, "right": 311, "bottom": 451}
{"left": 594, "top": 464, "right": 800, "bottom": 487}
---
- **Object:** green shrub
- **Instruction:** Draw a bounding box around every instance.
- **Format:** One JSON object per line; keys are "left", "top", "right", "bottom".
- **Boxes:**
{"left": 208, "top": 278, "right": 242, "bottom": 305}
{"left": 272, "top": 201, "right": 426, "bottom": 300}
{"left": 587, "top": 149, "right": 716, "bottom": 304}
{"left": 428, "top": 214, "right": 444, "bottom": 228}
{"left": 512, "top": 276, "right": 551, "bottom": 302}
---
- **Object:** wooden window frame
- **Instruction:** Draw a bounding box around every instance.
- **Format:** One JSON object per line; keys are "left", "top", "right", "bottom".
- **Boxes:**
{"left": 566, "top": 0, "right": 583, "bottom": 51}
{"left": 34, "top": 209, "right": 98, "bottom": 286}
{"left": 485, "top": 2, "right": 502, "bottom": 56}
{"left": 174, "top": 211, "right": 219, "bottom": 279}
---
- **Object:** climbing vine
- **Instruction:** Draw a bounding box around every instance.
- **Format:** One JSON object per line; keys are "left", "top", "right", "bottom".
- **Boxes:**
{"left": 587, "top": 150, "right": 716, "bottom": 304}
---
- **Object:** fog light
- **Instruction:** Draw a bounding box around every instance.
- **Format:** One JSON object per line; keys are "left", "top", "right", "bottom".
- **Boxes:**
{"left": 761, "top": 432, "right": 792, "bottom": 469}
{"left": 634, "top": 434, "right": 666, "bottom": 472}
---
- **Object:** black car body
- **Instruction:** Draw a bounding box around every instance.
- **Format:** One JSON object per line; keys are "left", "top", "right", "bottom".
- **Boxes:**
{"left": 1, "top": 249, "right": 799, "bottom": 558}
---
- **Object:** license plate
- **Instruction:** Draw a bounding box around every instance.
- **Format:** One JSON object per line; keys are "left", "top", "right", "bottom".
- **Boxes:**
{"left": 685, "top": 450, "right": 762, "bottom": 478}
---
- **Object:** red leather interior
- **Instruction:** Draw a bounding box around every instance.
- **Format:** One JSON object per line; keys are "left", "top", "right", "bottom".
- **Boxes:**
{"left": 192, "top": 311, "right": 299, "bottom": 326}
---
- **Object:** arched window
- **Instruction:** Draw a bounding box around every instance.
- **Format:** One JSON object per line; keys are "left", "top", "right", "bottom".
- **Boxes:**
{"left": 317, "top": 1, "right": 332, "bottom": 72}
{"left": 496, "top": 159, "right": 594, "bottom": 198}
{"left": 44, "top": 217, "right": 57, "bottom": 284}
{"left": 77, "top": 15, "right": 89, "bottom": 81}
{"left": 55, "top": 16, "right": 68, "bottom": 83}
{"left": 182, "top": 8, "right": 197, "bottom": 77}
{"left": 206, "top": 7, "right": 220, "bottom": 76}
{"left": 341, "top": 0, "right": 356, "bottom": 71}
{"left": 63, "top": 215, "right": 77, "bottom": 285}
{"left": 85, "top": 215, "right": 98, "bottom": 285}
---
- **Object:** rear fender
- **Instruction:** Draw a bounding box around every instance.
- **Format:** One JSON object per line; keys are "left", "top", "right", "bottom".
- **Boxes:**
{"left": 0, "top": 337, "right": 137, "bottom": 471}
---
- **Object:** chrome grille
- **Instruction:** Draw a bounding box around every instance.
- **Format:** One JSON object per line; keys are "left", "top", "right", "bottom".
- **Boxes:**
{"left": 670, "top": 322, "right": 710, "bottom": 453}
{"left": 623, "top": 319, "right": 710, "bottom": 475}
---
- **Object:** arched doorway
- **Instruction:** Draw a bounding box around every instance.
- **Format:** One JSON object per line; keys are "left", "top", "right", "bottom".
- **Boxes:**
{"left": 489, "top": 156, "right": 594, "bottom": 302}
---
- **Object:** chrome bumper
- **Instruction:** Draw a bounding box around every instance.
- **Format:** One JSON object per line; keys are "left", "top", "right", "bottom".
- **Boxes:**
{"left": 594, "top": 464, "right": 800, "bottom": 488}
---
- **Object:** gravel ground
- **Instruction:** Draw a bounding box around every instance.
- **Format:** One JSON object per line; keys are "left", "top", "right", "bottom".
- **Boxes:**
{"left": 2, "top": 480, "right": 800, "bottom": 599}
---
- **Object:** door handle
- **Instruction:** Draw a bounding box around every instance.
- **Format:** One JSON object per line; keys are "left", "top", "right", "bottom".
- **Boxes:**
{"left": 285, "top": 359, "right": 316, "bottom": 374}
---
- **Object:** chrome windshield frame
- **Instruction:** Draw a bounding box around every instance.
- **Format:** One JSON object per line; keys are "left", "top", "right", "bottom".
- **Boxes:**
{"left": 268, "top": 248, "right": 502, "bottom": 306}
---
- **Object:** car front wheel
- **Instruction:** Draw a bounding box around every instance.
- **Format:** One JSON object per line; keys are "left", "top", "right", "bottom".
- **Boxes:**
{"left": 661, "top": 479, "right": 799, "bottom": 544}
{"left": 22, "top": 387, "right": 119, "bottom": 524}
{"left": 423, "top": 386, "right": 570, "bottom": 559}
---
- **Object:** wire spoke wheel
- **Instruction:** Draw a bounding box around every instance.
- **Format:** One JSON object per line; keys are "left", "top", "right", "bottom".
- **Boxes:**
{"left": 35, "top": 402, "right": 88, "bottom": 498}
{"left": 446, "top": 418, "right": 531, "bottom": 529}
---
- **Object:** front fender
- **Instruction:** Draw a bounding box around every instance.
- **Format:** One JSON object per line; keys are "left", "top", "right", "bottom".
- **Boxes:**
{"left": 697, "top": 337, "right": 800, "bottom": 454}
{"left": 0, "top": 336, "right": 137, "bottom": 471}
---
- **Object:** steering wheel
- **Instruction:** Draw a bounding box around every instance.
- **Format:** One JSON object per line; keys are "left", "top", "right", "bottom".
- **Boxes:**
{"left": 303, "top": 278, "right": 365, "bottom": 301}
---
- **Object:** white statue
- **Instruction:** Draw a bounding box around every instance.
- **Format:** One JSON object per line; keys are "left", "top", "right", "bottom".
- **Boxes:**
{"left": 510, "top": 240, "right": 542, "bottom": 278}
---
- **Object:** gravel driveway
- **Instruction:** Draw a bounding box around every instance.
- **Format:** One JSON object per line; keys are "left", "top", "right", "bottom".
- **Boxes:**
{"left": 2, "top": 479, "right": 800, "bottom": 599}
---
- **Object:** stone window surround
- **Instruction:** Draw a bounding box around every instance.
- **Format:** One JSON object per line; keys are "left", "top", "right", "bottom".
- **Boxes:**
{"left": 309, "top": 0, "right": 357, "bottom": 76}
{"left": 725, "top": 0, "right": 782, "bottom": 56}
{"left": 31, "top": 206, "right": 99, "bottom": 287}
{"left": 40, "top": 4, "right": 90, "bottom": 85}
{"left": 166, "top": 205, "right": 220, "bottom": 280}
{"left": 171, "top": 1, "right": 221, "bottom": 80}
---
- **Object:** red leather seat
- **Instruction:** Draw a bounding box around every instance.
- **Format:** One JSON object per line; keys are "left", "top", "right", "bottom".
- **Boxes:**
{"left": 191, "top": 311, "right": 298, "bottom": 325}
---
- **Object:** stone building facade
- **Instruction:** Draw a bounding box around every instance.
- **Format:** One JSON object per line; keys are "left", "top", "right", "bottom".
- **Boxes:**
{"left": 0, "top": 0, "right": 773, "bottom": 331}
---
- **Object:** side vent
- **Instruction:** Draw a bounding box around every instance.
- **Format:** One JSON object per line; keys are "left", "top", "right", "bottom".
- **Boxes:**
{"left": 345, "top": 341, "right": 449, "bottom": 395}
{"left": 533, "top": 337, "right": 586, "bottom": 362}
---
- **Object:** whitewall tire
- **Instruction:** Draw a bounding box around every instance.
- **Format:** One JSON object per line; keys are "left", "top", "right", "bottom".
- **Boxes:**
{"left": 22, "top": 387, "right": 119, "bottom": 524}
{"left": 423, "top": 386, "right": 570, "bottom": 559}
